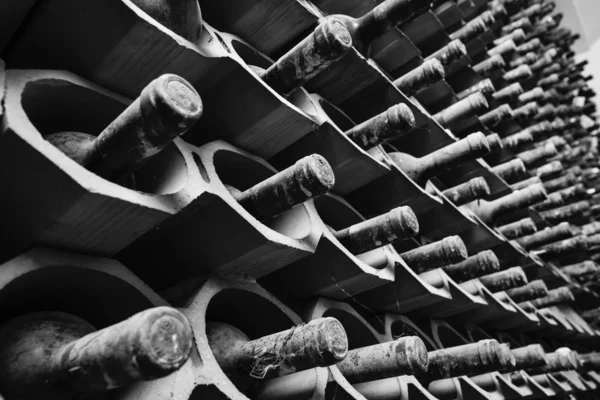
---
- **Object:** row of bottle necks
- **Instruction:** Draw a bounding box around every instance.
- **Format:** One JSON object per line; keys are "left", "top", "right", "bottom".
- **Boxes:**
{"left": 0, "top": 0, "right": 598, "bottom": 354}
{"left": 0, "top": 247, "right": 598, "bottom": 400}
{"left": 0, "top": 0, "right": 595, "bottom": 326}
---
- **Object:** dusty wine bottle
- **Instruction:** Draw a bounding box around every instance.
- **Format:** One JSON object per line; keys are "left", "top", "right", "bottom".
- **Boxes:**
{"left": 516, "top": 143, "right": 558, "bottom": 167}
{"left": 526, "top": 349, "right": 578, "bottom": 375}
{"left": 582, "top": 221, "right": 600, "bottom": 236}
{"left": 455, "top": 79, "right": 496, "bottom": 101}
{"left": 487, "top": 40, "right": 517, "bottom": 59}
{"left": 130, "top": 0, "right": 202, "bottom": 42}
{"left": 486, "top": 134, "right": 504, "bottom": 153}
{"left": 516, "top": 38, "right": 542, "bottom": 54}
{"left": 544, "top": 173, "right": 578, "bottom": 193}
{"left": 561, "top": 261, "right": 600, "bottom": 280}
{"left": 449, "top": 16, "right": 488, "bottom": 43}
{"left": 532, "top": 235, "right": 588, "bottom": 259}
{"left": 511, "top": 177, "right": 543, "bottom": 191}
{"left": 387, "top": 132, "right": 491, "bottom": 184}
{"left": 425, "top": 39, "right": 468, "bottom": 67}
{"left": 400, "top": 236, "right": 468, "bottom": 274}
{"left": 507, "top": 345, "right": 548, "bottom": 370}
{"left": 538, "top": 73, "right": 560, "bottom": 88}
{"left": 538, "top": 201, "right": 590, "bottom": 224}
{"left": 345, "top": 103, "right": 416, "bottom": 149}
{"left": 492, "top": 83, "right": 524, "bottom": 103}
{"left": 498, "top": 218, "right": 538, "bottom": 239}
{"left": 518, "top": 87, "right": 545, "bottom": 103}
{"left": 506, "top": 280, "right": 548, "bottom": 302}
{"left": 502, "top": 130, "right": 534, "bottom": 151}
{"left": 259, "top": 19, "right": 353, "bottom": 95}
{"left": 509, "top": 52, "right": 537, "bottom": 68}
{"left": 442, "top": 177, "right": 491, "bottom": 206}
{"left": 473, "top": 54, "right": 507, "bottom": 77}
{"left": 393, "top": 59, "right": 446, "bottom": 96}
{"left": 469, "top": 184, "right": 548, "bottom": 225}
{"left": 516, "top": 222, "right": 576, "bottom": 250}
{"left": 479, "top": 104, "right": 514, "bottom": 127}
{"left": 334, "top": 206, "right": 419, "bottom": 254}
{"left": 534, "top": 104, "right": 557, "bottom": 121}
{"left": 501, "top": 17, "right": 533, "bottom": 35}
{"left": 541, "top": 62, "right": 561, "bottom": 77}
{"left": 234, "top": 154, "right": 335, "bottom": 221}
{"left": 207, "top": 317, "right": 348, "bottom": 380}
{"left": 46, "top": 74, "right": 203, "bottom": 182}
{"left": 512, "top": 102, "right": 539, "bottom": 122}
{"left": 533, "top": 184, "right": 587, "bottom": 211}
{"left": 510, "top": 3, "right": 542, "bottom": 22}
{"left": 336, "top": 336, "right": 428, "bottom": 383}
{"left": 327, "top": 0, "right": 434, "bottom": 55}
{"left": 491, "top": 159, "right": 527, "bottom": 184}
{"left": 530, "top": 287, "right": 575, "bottom": 308}
{"left": 494, "top": 29, "right": 527, "bottom": 46}
{"left": 422, "top": 340, "right": 513, "bottom": 379}
{"left": 0, "top": 307, "right": 194, "bottom": 399}
{"left": 433, "top": 93, "right": 490, "bottom": 127}
{"left": 478, "top": 267, "right": 528, "bottom": 292}
{"left": 442, "top": 250, "right": 501, "bottom": 283}
{"left": 533, "top": 161, "right": 563, "bottom": 180}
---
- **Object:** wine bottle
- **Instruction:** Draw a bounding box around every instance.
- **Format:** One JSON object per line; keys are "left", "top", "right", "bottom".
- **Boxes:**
{"left": 501, "top": 17, "right": 533, "bottom": 35}
{"left": 478, "top": 266, "right": 528, "bottom": 292}
{"left": 469, "top": 184, "right": 548, "bottom": 225}
{"left": 526, "top": 349, "right": 579, "bottom": 375}
{"left": 532, "top": 184, "right": 587, "bottom": 211}
{"left": 333, "top": 206, "right": 419, "bottom": 254}
{"left": 433, "top": 93, "right": 490, "bottom": 127}
{"left": 543, "top": 172, "right": 577, "bottom": 193}
{"left": 442, "top": 177, "right": 491, "bottom": 206}
{"left": 538, "top": 200, "right": 590, "bottom": 224}
{"left": 534, "top": 104, "right": 557, "bottom": 121}
{"left": 509, "top": 52, "right": 537, "bottom": 68}
{"left": 425, "top": 39, "right": 468, "bottom": 66}
{"left": 502, "top": 130, "right": 534, "bottom": 151}
{"left": 516, "top": 222, "right": 576, "bottom": 250}
{"left": 504, "top": 64, "right": 534, "bottom": 83}
{"left": 511, "top": 177, "right": 542, "bottom": 191}
{"left": 387, "top": 132, "right": 491, "bottom": 184}
{"left": 47, "top": 74, "right": 203, "bottom": 182}
{"left": 515, "top": 38, "right": 542, "bottom": 54}
{"left": 512, "top": 102, "right": 539, "bottom": 122}
{"left": 486, "top": 133, "right": 504, "bottom": 153}
{"left": 235, "top": 154, "right": 335, "bottom": 221}
{"left": 533, "top": 161, "right": 563, "bottom": 180}
{"left": 130, "top": 0, "right": 202, "bottom": 42}
{"left": 510, "top": 3, "right": 542, "bottom": 22}
{"left": 494, "top": 28, "right": 527, "bottom": 46}
{"left": 442, "top": 250, "right": 501, "bottom": 282}
{"left": 336, "top": 336, "right": 428, "bottom": 383}
{"left": 479, "top": 104, "right": 514, "bottom": 127}
{"left": 518, "top": 87, "right": 545, "bottom": 103}
{"left": 491, "top": 159, "right": 527, "bottom": 183}
{"left": 345, "top": 103, "right": 416, "bottom": 149}
{"left": 473, "top": 54, "right": 507, "bottom": 77}
{"left": 393, "top": 59, "right": 446, "bottom": 96}
{"left": 455, "top": 79, "right": 496, "bottom": 101}
{"left": 541, "top": 62, "right": 561, "bottom": 77}
{"left": 326, "top": 0, "right": 434, "bottom": 56}
{"left": 507, "top": 344, "right": 548, "bottom": 371}
{"left": 487, "top": 39, "right": 517, "bottom": 58}
{"left": 423, "top": 340, "right": 513, "bottom": 379}
{"left": 532, "top": 235, "right": 588, "bottom": 259}
{"left": 400, "top": 236, "right": 468, "bottom": 274}
{"left": 506, "top": 279, "right": 548, "bottom": 302}
{"left": 492, "top": 83, "right": 524, "bottom": 103}
{"left": 516, "top": 143, "right": 558, "bottom": 167}
{"left": 0, "top": 307, "right": 194, "bottom": 398}
{"left": 538, "top": 73, "right": 560, "bottom": 88}
{"left": 449, "top": 16, "right": 488, "bottom": 43}
{"left": 259, "top": 19, "right": 353, "bottom": 95}
{"left": 498, "top": 217, "right": 537, "bottom": 239}
{"left": 530, "top": 287, "right": 576, "bottom": 308}
{"left": 582, "top": 221, "right": 600, "bottom": 236}
{"left": 207, "top": 317, "right": 348, "bottom": 380}
{"left": 561, "top": 261, "right": 600, "bottom": 280}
